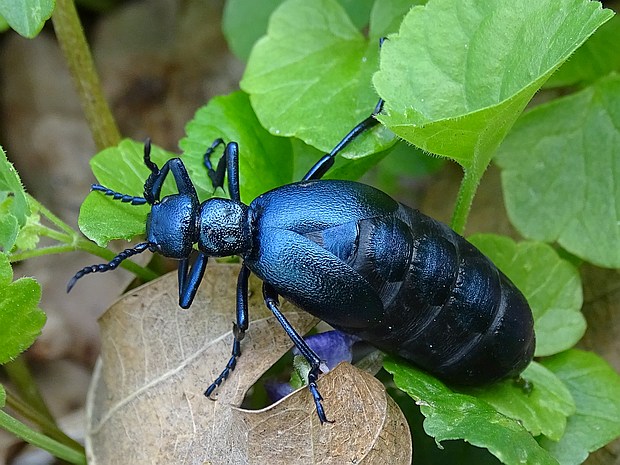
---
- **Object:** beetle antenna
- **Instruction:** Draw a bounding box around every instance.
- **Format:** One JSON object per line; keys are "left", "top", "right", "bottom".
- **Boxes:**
{"left": 67, "top": 242, "right": 152, "bottom": 292}
{"left": 91, "top": 184, "right": 149, "bottom": 205}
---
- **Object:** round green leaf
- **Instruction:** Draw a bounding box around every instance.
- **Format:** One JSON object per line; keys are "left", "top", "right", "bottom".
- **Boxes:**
{"left": 0, "top": 214, "right": 18, "bottom": 253}
{"left": 0, "top": 147, "right": 30, "bottom": 251}
{"left": 223, "top": 0, "right": 375, "bottom": 61}
{"left": 546, "top": 15, "right": 620, "bottom": 88}
{"left": 373, "top": 0, "right": 613, "bottom": 178}
{"left": 496, "top": 74, "right": 620, "bottom": 268}
{"left": 469, "top": 235, "right": 585, "bottom": 357}
{"left": 463, "top": 362, "right": 575, "bottom": 441}
{"left": 78, "top": 139, "right": 176, "bottom": 246}
{"left": 540, "top": 350, "right": 620, "bottom": 465}
{"left": 384, "top": 358, "right": 560, "bottom": 465}
{"left": 0, "top": 254, "right": 46, "bottom": 364}
{"left": 222, "top": 0, "right": 285, "bottom": 61}
{"left": 240, "top": 0, "right": 395, "bottom": 157}
{"left": 0, "top": 0, "right": 54, "bottom": 38}
{"left": 180, "top": 91, "right": 293, "bottom": 204}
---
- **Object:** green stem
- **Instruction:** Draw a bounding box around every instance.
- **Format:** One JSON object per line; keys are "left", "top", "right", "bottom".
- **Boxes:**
{"left": 5, "top": 390, "right": 85, "bottom": 454}
{"left": 0, "top": 410, "right": 86, "bottom": 465}
{"left": 11, "top": 200, "right": 158, "bottom": 283}
{"left": 14, "top": 197, "right": 159, "bottom": 282}
{"left": 33, "top": 224, "right": 73, "bottom": 244}
{"left": 52, "top": 0, "right": 121, "bottom": 150}
{"left": 3, "top": 358, "right": 55, "bottom": 425}
{"left": 33, "top": 195, "right": 78, "bottom": 237}
{"left": 450, "top": 168, "right": 481, "bottom": 235}
{"left": 10, "top": 239, "right": 159, "bottom": 283}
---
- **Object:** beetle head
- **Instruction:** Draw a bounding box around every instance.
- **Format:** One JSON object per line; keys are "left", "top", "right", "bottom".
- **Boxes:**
{"left": 146, "top": 194, "right": 198, "bottom": 259}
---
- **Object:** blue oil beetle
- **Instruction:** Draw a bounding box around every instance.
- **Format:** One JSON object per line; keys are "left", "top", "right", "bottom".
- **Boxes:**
{"left": 68, "top": 98, "right": 535, "bottom": 424}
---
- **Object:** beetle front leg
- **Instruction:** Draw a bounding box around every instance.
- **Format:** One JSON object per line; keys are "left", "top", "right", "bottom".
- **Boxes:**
{"left": 262, "top": 283, "right": 332, "bottom": 424}
{"left": 177, "top": 252, "right": 208, "bottom": 309}
{"left": 204, "top": 264, "right": 250, "bottom": 398}
{"left": 142, "top": 138, "right": 199, "bottom": 205}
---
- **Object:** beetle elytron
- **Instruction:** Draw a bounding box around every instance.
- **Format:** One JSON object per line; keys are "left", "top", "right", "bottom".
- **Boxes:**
{"left": 68, "top": 98, "right": 535, "bottom": 424}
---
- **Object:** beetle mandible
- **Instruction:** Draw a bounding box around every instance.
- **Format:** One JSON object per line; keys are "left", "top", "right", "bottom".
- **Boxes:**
{"left": 68, "top": 98, "right": 535, "bottom": 424}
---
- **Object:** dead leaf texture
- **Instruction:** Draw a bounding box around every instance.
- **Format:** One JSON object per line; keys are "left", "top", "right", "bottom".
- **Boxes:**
{"left": 85, "top": 263, "right": 412, "bottom": 464}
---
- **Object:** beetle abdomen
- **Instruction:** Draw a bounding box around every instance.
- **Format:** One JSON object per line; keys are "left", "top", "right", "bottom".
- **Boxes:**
{"left": 251, "top": 180, "right": 534, "bottom": 385}
{"left": 347, "top": 204, "right": 535, "bottom": 385}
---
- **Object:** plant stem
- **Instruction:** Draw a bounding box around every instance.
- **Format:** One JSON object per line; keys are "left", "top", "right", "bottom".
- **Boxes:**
{"left": 0, "top": 410, "right": 86, "bottom": 465}
{"left": 52, "top": 0, "right": 121, "bottom": 150}
{"left": 3, "top": 358, "right": 55, "bottom": 425}
{"left": 5, "top": 390, "right": 85, "bottom": 454}
{"left": 450, "top": 168, "right": 480, "bottom": 235}
{"left": 10, "top": 238, "right": 159, "bottom": 283}
{"left": 14, "top": 196, "right": 160, "bottom": 282}
{"left": 33, "top": 195, "right": 78, "bottom": 237}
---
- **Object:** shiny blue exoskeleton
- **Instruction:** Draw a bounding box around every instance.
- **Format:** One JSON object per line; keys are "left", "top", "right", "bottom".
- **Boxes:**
{"left": 68, "top": 99, "right": 535, "bottom": 424}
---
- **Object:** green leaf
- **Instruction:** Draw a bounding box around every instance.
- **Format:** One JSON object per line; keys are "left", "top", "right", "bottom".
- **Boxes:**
{"left": 241, "top": 0, "right": 396, "bottom": 157}
{"left": 373, "top": 0, "right": 612, "bottom": 178}
{"left": 463, "top": 362, "right": 575, "bottom": 441}
{"left": 223, "top": 0, "right": 375, "bottom": 61}
{"left": 78, "top": 139, "right": 176, "bottom": 247}
{"left": 468, "top": 235, "right": 584, "bottom": 357}
{"left": 540, "top": 350, "right": 620, "bottom": 465}
{"left": 369, "top": 0, "right": 427, "bottom": 39}
{"left": 0, "top": 147, "right": 30, "bottom": 252}
{"left": 0, "top": 14, "right": 9, "bottom": 32}
{"left": 0, "top": 0, "right": 54, "bottom": 38}
{"left": 0, "top": 254, "right": 46, "bottom": 365}
{"left": 496, "top": 74, "right": 620, "bottom": 268}
{"left": 180, "top": 91, "right": 293, "bottom": 204}
{"left": 0, "top": 213, "right": 18, "bottom": 253}
{"left": 384, "top": 358, "right": 560, "bottom": 465}
{"left": 546, "top": 15, "right": 620, "bottom": 88}
{"left": 0, "top": 149, "right": 29, "bottom": 227}
{"left": 338, "top": 0, "right": 375, "bottom": 30}
{"left": 0, "top": 383, "right": 4, "bottom": 407}
{"left": 13, "top": 198, "right": 41, "bottom": 252}
{"left": 222, "top": 0, "right": 284, "bottom": 61}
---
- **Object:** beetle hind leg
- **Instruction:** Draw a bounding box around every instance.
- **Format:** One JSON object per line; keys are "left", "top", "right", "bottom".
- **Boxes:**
{"left": 263, "top": 283, "right": 332, "bottom": 424}
{"left": 301, "top": 98, "right": 384, "bottom": 181}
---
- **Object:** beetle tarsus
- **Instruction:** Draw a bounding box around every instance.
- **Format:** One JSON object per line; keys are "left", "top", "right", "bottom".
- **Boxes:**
{"left": 204, "top": 333, "right": 242, "bottom": 399}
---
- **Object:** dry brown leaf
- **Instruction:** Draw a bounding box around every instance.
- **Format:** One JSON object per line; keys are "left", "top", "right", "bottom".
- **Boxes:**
{"left": 85, "top": 263, "right": 412, "bottom": 464}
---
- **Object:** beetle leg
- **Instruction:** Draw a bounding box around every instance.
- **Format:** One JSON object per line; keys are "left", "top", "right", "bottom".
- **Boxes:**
{"left": 177, "top": 252, "right": 208, "bottom": 309}
{"left": 142, "top": 139, "right": 167, "bottom": 203}
{"left": 203, "top": 138, "right": 226, "bottom": 189}
{"left": 203, "top": 139, "right": 242, "bottom": 203}
{"left": 262, "top": 283, "right": 332, "bottom": 424}
{"left": 143, "top": 146, "right": 198, "bottom": 205}
{"left": 204, "top": 264, "right": 250, "bottom": 398}
{"left": 301, "top": 98, "right": 384, "bottom": 181}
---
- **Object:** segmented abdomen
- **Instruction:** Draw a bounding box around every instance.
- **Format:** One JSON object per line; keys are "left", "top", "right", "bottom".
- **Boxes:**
{"left": 350, "top": 204, "right": 535, "bottom": 385}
